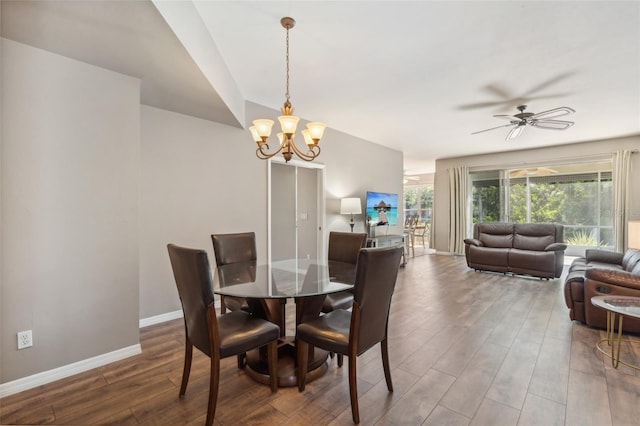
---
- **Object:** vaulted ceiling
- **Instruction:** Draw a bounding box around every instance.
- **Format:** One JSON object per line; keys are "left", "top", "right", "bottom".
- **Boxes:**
{"left": 3, "top": 1, "right": 639, "bottom": 173}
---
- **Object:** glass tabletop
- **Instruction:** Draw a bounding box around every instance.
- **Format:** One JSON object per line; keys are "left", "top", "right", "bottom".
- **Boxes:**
{"left": 591, "top": 295, "right": 640, "bottom": 319}
{"left": 213, "top": 258, "right": 355, "bottom": 299}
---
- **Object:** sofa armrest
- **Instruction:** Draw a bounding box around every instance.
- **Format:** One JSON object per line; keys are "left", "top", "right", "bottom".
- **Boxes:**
{"left": 585, "top": 249, "right": 623, "bottom": 265}
{"left": 586, "top": 268, "right": 640, "bottom": 290}
{"left": 464, "top": 238, "right": 483, "bottom": 247}
{"left": 545, "top": 242, "right": 567, "bottom": 252}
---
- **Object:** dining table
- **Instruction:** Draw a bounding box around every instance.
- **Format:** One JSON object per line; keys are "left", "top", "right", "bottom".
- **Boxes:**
{"left": 212, "top": 258, "right": 356, "bottom": 387}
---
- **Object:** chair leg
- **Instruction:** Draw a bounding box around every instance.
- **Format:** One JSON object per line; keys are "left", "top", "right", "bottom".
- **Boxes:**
{"left": 268, "top": 341, "right": 278, "bottom": 393}
{"left": 179, "top": 340, "right": 193, "bottom": 397}
{"left": 337, "top": 354, "right": 344, "bottom": 367}
{"left": 297, "top": 340, "right": 308, "bottom": 391}
{"left": 237, "top": 353, "right": 246, "bottom": 369}
{"left": 381, "top": 338, "right": 393, "bottom": 392}
{"left": 220, "top": 296, "right": 227, "bottom": 315}
{"left": 348, "top": 355, "right": 360, "bottom": 424}
{"left": 205, "top": 355, "right": 220, "bottom": 426}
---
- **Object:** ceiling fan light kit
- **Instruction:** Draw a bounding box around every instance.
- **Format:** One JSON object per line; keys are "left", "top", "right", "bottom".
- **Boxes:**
{"left": 472, "top": 104, "right": 575, "bottom": 140}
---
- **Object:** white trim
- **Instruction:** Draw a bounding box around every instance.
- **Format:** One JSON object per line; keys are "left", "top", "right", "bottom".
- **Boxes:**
{"left": 271, "top": 156, "right": 326, "bottom": 169}
{"left": 139, "top": 309, "right": 184, "bottom": 328}
{"left": 0, "top": 344, "right": 141, "bottom": 398}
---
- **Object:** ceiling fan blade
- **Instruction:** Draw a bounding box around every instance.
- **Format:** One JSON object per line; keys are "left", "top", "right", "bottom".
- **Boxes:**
{"left": 471, "top": 123, "right": 515, "bottom": 135}
{"left": 483, "top": 83, "right": 513, "bottom": 99}
{"left": 506, "top": 125, "right": 525, "bottom": 140}
{"left": 521, "top": 72, "right": 575, "bottom": 97}
{"left": 493, "top": 114, "right": 520, "bottom": 121}
{"left": 530, "top": 107, "right": 575, "bottom": 120}
{"left": 530, "top": 119, "right": 574, "bottom": 130}
{"left": 457, "top": 100, "right": 513, "bottom": 110}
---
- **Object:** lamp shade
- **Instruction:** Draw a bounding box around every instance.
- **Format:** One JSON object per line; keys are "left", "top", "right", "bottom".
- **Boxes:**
{"left": 252, "top": 119, "right": 274, "bottom": 138}
{"left": 278, "top": 115, "right": 300, "bottom": 135}
{"left": 629, "top": 220, "right": 640, "bottom": 249}
{"left": 306, "top": 122, "right": 326, "bottom": 141}
{"left": 340, "top": 198, "right": 362, "bottom": 215}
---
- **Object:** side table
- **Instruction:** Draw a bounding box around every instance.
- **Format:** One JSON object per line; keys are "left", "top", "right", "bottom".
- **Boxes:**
{"left": 591, "top": 295, "right": 640, "bottom": 370}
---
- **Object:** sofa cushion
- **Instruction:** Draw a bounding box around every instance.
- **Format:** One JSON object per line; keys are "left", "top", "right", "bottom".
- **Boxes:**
{"left": 513, "top": 223, "right": 557, "bottom": 251}
{"left": 475, "top": 223, "right": 514, "bottom": 248}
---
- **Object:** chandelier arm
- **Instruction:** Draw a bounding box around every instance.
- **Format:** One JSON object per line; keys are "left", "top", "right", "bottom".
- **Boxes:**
{"left": 256, "top": 142, "right": 285, "bottom": 160}
{"left": 287, "top": 138, "right": 320, "bottom": 162}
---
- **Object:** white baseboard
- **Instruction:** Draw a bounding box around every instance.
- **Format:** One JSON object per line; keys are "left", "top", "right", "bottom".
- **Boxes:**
{"left": 1, "top": 307, "right": 222, "bottom": 398}
{"left": 139, "top": 309, "right": 183, "bottom": 328}
{"left": 0, "top": 344, "right": 141, "bottom": 398}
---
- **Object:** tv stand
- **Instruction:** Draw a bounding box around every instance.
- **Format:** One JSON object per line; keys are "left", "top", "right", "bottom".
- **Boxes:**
{"left": 366, "top": 234, "right": 407, "bottom": 266}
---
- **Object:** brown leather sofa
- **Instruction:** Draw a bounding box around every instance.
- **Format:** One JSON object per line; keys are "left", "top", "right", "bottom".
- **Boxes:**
{"left": 464, "top": 223, "right": 566, "bottom": 278}
{"left": 564, "top": 248, "right": 640, "bottom": 332}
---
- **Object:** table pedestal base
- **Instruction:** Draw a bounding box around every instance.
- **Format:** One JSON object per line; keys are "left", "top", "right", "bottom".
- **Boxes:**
{"left": 244, "top": 338, "right": 329, "bottom": 387}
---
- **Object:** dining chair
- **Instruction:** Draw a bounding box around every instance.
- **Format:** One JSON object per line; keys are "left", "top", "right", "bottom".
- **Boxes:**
{"left": 414, "top": 221, "right": 430, "bottom": 247}
{"left": 296, "top": 246, "right": 403, "bottom": 424}
{"left": 167, "top": 244, "right": 279, "bottom": 426}
{"left": 403, "top": 214, "right": 418, "bottom": 257}
{"left": 211, "top": 232, "right": 256, "bottom": 314}
{"left": 322, "top": 231, "right": 367, "bottom": 366}
{"left": 322, "top": 231, "right": 367, "bottom": 313}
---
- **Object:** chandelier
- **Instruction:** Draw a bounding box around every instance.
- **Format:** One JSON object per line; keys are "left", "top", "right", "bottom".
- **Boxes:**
{"left": 249, "top": 17, "right": 326, "bottom": 162}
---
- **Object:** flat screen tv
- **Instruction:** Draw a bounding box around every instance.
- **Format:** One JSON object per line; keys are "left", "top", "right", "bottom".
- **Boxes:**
{"left": 366, "top": 191, "right": 398, "bottom": 226}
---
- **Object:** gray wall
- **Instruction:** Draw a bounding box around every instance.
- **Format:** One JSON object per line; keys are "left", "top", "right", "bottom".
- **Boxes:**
{"left": 432, "top": 137, "right": 640, "bottom": 253}
{"left": 2, "top": 39, "right": 140, "bottom": 382}
{"left": 1, "top": 39, "right": 403, "bottom": 384}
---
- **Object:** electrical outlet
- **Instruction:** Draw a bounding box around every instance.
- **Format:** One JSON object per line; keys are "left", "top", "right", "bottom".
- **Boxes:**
{"left": 17, "top": 330, "right": 33, "bottom": 349}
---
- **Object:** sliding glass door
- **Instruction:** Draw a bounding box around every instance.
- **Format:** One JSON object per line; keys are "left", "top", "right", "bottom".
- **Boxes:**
{"left": 471, "top": 162, "right": 614, "bottom": 254}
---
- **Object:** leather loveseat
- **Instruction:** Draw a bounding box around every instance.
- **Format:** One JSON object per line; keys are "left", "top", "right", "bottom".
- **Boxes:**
{"left": 464, "top": 223, "right": 566, "bottom": 278}
{"left": 564, "top": 248, "right": 640, "bottom": 332}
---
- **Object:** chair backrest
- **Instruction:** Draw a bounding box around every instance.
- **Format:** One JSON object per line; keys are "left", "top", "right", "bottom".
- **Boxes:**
{"left": 351, "top": 246, "right": 403, "bottom": 355}
{"left": 328, "top": 231, "right": 367, "bottom": 265}
{"left": 167, "top": 244, "right": 216, "bottom": 357}
{"left": 212, "top": 232, "right": 257, "bottom": 266}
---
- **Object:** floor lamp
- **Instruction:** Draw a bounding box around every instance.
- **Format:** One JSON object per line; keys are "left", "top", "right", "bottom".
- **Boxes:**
{"left": 340, "top": 198, "right": 362, "bottom": 232}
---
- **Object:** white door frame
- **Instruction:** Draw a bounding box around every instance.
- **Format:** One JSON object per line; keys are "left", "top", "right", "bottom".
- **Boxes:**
{"left": 267, "top": 157, "right": 326, "bottom": 264}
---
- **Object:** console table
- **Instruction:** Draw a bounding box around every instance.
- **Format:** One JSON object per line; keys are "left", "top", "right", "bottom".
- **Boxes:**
{"left": 366, "top": 234, "right": 407, "bottom": 266}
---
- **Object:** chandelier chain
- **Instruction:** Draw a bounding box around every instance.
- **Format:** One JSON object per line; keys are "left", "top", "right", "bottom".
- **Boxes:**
{"left": 285, "top": 26, "right": 290, "bottom": 104}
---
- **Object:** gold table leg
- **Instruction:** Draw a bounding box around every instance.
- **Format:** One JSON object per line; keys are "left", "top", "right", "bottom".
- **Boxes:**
{"left": 596, "top": 311, "right": 640, "bottom": 370}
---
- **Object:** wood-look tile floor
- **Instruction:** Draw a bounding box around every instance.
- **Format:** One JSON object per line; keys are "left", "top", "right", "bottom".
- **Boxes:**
{"left": 2, "top": 254, "right": 640, "bottom": 425}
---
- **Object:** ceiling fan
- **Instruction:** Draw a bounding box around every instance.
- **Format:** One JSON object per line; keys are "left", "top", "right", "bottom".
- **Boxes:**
{"left": 472, "top": 105, "right": 575, "bottom": 140}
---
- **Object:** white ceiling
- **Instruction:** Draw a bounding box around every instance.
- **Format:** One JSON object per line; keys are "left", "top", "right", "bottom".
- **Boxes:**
{"left": 3, "top": 1, "right": 639, "bottom": 174}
